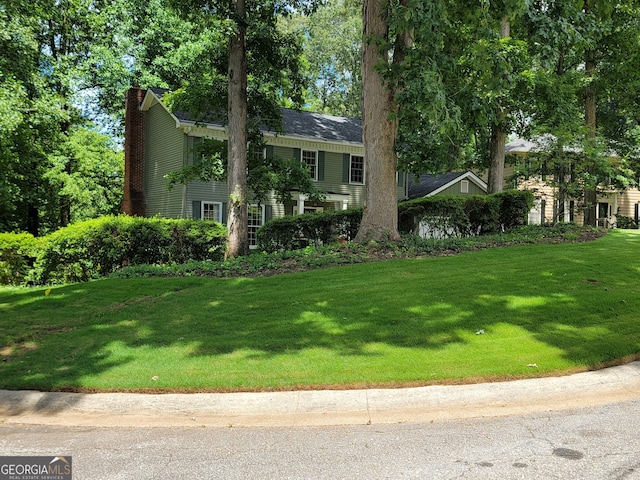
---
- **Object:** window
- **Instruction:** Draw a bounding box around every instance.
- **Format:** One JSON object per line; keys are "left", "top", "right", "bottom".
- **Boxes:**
{"left": 202, "top": 201, "right": 222, "bottom": 222}
{"left": 460, "top": 180, "right": 469, "bottom": 194}
{"left": 302, "top": 150, "right": 318, "bottom": 180}
{"left": 247, "top": 204, "right": 264, "bottom": 248}
{"left": 350, "top": 155, "right": 364, "bottom": 184}
{"left": 251, "top": 145, "right": 265, "bottom": 162}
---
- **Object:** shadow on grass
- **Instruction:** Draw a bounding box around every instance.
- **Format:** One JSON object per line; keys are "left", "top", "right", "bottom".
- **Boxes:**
{"left": 1, "top": 230, "right": 640, "bottom": 405}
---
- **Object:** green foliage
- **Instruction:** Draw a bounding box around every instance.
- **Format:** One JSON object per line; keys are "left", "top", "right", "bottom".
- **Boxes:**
{"left": 398, "top": 195, "right": 469, "bottom": 237}
{"left": 493, "top": 189, "right": 535, "bottom": 229}
{"left": 281, "top": 0, "right": 363, "bottom": 117}
{"left": 257, "top": 209, "right": 363, "bottom": 252}
{"left": 45, "top": 127, "right": 124, "bottom": 222}
{"left": 108, "top": 223, "right": 600, "bottom": 281}
{"left": 0, "top": 0, "right": 126, "bottom": 235}
{"left": 30, "top": 216, "right": 227, "bottom": 285}
{"left": 0, "top": 233, "right": 40, "bottom": 286}
{"left": 398, "top": 190, "right": 534, "bottom": 236}
{"left": 617, "top": 215, "right": 639, "bottom": 230}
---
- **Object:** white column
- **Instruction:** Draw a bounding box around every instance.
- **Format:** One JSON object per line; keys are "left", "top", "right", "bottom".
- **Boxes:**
{"left": 297, "top": 194, "right": 306, "bottom": 214}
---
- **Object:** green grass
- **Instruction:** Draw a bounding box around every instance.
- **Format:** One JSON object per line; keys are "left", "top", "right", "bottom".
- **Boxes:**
{"left": 1, "top": 229, "right": 640, "bottom": 392}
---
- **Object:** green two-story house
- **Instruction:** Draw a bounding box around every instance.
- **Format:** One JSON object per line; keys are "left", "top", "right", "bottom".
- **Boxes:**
{"left": 122, "top": 87, "right": 408, "bottom": 246}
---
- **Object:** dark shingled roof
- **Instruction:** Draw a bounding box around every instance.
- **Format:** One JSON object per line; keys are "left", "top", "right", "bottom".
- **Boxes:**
{"left": 407, "top": 172, "right": 470, "bottom": 199}
{"left": 148, "top": 87, "right": 362, "bottom": 144}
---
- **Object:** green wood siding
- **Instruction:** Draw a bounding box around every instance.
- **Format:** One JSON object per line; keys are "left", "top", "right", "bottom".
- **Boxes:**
{"left": 185, "top": 175, "right": 229, "bottom": 219}
{"left": 438, "top": 180, "right": 486, "bottom": 196}
{"left": 145, "top": 103, "right": 185, "bottom": 218}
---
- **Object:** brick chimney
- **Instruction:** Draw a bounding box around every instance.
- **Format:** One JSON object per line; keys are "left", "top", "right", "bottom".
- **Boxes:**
{"left": 122, "top": 87, "right": 147, "bottom": 216}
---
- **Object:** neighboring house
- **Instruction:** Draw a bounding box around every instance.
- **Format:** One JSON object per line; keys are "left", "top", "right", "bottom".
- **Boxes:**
{"left": 502, "top": 138, "right": 640, "bottom": 227}
{"left": 407, "top": 171, "right": 487, "bottom": 200}
{"left": 122, "top": 87, "right": 408, "bottom": 246}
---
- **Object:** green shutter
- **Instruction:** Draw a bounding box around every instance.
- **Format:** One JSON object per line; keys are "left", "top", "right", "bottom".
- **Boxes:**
{"left": 293, "top": 148, "right": 301, "bottom": 161}
{"left": 343, "top": 154, "right": 350, "bottom": 183}
{"left": 192, "top": 201, "right": 201, "bottom": 219}
{"left": 193, "top": 137, "right": 202, "bottom": 163}
{"left": 266, "top": 145, "right": 274, "bottom": 158}
{"left": 397, "top": 171, "right": 405, "bottom": 187}
{"left": 318, "top": 151, "right": 325, "bottom": 181}
{"left": 222, "top": 202, "right": 227, "bottom": 224}
{"left": 265, "top": 204, "right": 273, "bottom": 223}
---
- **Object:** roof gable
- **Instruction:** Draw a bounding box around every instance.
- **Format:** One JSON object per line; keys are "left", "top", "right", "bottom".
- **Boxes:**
{"left": 408, "top": 171, "right": 487, "bottom": 199}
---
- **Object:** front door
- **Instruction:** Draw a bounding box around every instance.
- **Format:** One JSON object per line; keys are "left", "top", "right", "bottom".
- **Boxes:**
{"left": 598, "top": 202, "right": 610, "bottom": 227}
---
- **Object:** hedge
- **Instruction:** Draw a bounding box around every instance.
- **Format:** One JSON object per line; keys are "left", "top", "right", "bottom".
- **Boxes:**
{"left": 258, "top": 209, "right": 363, "bottom": 253}
{"left": 0, "top": 216, "right": 227, "bottom": 286}
{"left": 0, "top": 232, "right": 40, "bottom": 286}
{"left": 398, "top": 190, "right": 534, "bottom": 237}
{"left": 1, "top": 191, "right": 535, "bottom": 284}
{"left": 257, "top": 190, "right": 533, "bottom": 252}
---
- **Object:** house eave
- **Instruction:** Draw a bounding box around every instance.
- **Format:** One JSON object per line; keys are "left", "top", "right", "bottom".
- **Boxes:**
{"left": 139, "top": 89, "right": 184, "bottom": 129}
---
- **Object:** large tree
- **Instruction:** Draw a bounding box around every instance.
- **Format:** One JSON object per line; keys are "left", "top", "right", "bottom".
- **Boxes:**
{"left": 0, "top": 0, "right": 124, "bottom": 235}
{"left": 520, "top": 0, "right": 640, "bottom": 225}
{"left": 355, "top": 0, "right": 403, "bottom": 242}
{"left": 165, "top": 0, "right": 318, "bottom": 257}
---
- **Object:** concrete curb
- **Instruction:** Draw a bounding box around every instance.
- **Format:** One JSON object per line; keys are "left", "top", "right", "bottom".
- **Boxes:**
{"left": 1, "top": 362, "right": 639, "bottom": 428}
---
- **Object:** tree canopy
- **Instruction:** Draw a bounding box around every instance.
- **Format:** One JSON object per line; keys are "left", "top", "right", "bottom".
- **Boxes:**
{"left": 1, "top": 0, "right": 639, "bottom": 239}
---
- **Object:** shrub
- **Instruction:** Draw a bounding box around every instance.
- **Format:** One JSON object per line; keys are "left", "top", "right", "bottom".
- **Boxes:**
{"left": 32, "top": 216, "right": 227, "bottom": 285}
{"left": 0, "top": 232, "right": 40, "bottom": 285}
{"left": 257, "top": 209, "right": 362, "bottom": 252}
{"left": 493, "top": 190, "right": 535, "bottom": 230}
{"left": 398, "top": 195, "right": 469, "bottom": 237}
{"left": 398, "top": 190, "right": 535, "bottom": 238}
{"left": 617, "top": 215, "right": 638, "bottom": 229}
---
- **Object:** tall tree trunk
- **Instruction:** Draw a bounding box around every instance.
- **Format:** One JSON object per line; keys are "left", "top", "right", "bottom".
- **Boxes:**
{"left": 487, "top": 121, "right": 506, "bottom": 193}
{"left": 354, "top": 0, "right": 401, "bottom": 243}
{"left": 556, "top": 159, "right": 567, "bottom": 223}
{"left": 226, "top": 0, "right": 249, "bottom": 258}
{"left": 583, "top": 47, "right": 597, "bottom": 227}
{"left": 486, "top": 16, "right": 510, "bottom": 194}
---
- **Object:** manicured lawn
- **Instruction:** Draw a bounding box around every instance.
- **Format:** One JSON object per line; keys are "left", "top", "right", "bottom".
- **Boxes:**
{"left": 1, "top": 229, "right": 640, "bottom": 392}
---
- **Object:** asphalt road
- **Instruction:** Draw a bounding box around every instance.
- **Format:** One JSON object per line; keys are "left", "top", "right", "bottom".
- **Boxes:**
{"left": 2, "top": 399, "right": 640, "bottom": 479}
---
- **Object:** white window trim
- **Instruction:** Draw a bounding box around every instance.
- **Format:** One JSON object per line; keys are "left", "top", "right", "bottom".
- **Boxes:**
{"left": 461, "top": 179, "right": 469, "bottom": 194}
{"left": 302, "top": 149, "right": 318, "bottom": 181}
{"left": 202, "top": 201, "right": 223, "bottom": 223}
{"left": 349, "top": 154, "right": 365, "bottom": 185}
{"left": 247, "top": 204, "right": 265, "bottom": 249}
{"left": 251, "top": 145, "right": 266, "bottom": 162}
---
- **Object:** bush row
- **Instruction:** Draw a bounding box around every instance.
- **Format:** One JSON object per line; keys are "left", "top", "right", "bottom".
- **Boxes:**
{"left": 398, "top": 190, "right": 535, "bottom": 237}
{"left": 0, "top": 216, "right": 227, "bottom": 285}
{"left": 0, "top": 232, "right": 40, "bottom": 286}
{"left": 257, "top": 209, "right": 363, "bottom": 253}
{"left": 257, "top": 190, "right": 534, "bottom": 252}
{"left": 110, "top": 223, "right": 600, "bottom": 281}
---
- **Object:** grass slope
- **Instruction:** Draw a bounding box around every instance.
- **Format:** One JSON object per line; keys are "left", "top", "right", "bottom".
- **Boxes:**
{"left": 1, "top": 229, "right": 639, "bottom": 392}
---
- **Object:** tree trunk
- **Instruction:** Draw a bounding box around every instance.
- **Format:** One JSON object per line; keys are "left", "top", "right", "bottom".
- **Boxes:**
{"left": 354, "top": 0, "right": 401, "bottom": 243}
{"left": 486, "top": 16, "right": 510, "bottom": 194}
{"left": 583, "top": 47, "right": 597, "bottom": 227}
{"left": 487, "top": 122, "right": 506, "bottom": 194}
{"left": 556, "top": 160, "right": 567, "bottom": 223}
{"left": 226, "top": 0, "right": 249, "bottom": 258}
